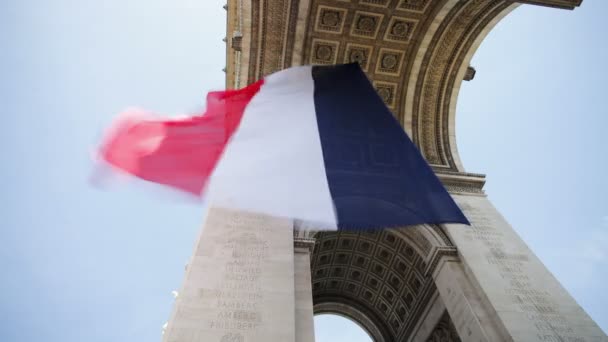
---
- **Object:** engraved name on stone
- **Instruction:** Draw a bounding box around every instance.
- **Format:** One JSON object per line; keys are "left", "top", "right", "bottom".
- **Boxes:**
{"left": 220, "top": 332, "right": 244, "bottom": 342}
{"left": 206, "top": 213, "right": 270, "bottom": 333}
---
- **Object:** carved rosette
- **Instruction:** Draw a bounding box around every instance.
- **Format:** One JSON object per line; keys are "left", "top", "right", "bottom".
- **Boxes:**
{"left": 311, "top": 39, "right": 339, "bottom": 65}
{"left": 316, "top": 6, "right": 347, "bottom": 33}
{"left": 350, "top": 11, "right": 384, "bottom": 39}
{"left": 373, "top": 81, "right": 398, "bottom": 109}
{"left": 385, "top": 17, "right": 417, "bottom": 42}
{"left": 344, "top": 43, "right": 372, "bottom": 71}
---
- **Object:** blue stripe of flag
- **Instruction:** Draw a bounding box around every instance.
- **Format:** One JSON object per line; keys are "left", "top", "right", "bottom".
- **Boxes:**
{"left": 312, "top": 63, "right": 470, "bottom": 229}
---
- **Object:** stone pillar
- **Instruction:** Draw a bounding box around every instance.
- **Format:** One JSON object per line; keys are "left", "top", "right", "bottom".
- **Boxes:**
{"left": 440, "top": 193, "right": 608, "bottom": 342}
{"left": 163, "top": 208, "right": 296, "bottom": 342}
{"left": 407, "top": 289, "right": 449, "bottom": 342}
{"left": 294, "top": 239, "right": 316, "bottom": 342}
{"left": 433, "top": 254, "right": 508, "bottom": 341}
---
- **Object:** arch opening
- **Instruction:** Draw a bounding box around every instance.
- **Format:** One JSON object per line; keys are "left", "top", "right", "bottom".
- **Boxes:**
{"left": 309, "top": 229, "right": 451, "bottom": 340}
{"left": 314, "top": 314, "right": 373, "bottom": 342}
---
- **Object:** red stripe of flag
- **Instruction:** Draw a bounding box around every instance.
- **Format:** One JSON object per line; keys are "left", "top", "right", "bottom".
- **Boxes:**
{"left": 99, "top": 80, "right": 264, "bottom": 195}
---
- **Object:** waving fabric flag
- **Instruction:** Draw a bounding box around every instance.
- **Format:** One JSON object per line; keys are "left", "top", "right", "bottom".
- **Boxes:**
{"left": 99, "top": 63, "right": 469, "bottom": 229}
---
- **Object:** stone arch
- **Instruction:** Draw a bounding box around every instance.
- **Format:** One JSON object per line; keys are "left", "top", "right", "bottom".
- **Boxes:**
{"left": 227, "top": 0, "right": 581, "bottom": 177}
{"left": 403, "top": 0, "right": 519, "bottom": 171}
{"left": 308, "top": 226, "right": 456, "bottom": 341}
{"left": 315, "top": 302, "right": 385, "bottom": 341}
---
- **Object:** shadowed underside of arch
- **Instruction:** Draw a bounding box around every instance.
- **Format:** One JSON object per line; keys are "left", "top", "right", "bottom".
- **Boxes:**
{"left": 309, "top": 229, "right": 455, "bottom": 341}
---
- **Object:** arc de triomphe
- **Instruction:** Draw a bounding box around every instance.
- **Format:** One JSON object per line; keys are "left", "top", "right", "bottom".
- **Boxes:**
{"left": 162, "top": 0, "right": 608, "bottom": 341}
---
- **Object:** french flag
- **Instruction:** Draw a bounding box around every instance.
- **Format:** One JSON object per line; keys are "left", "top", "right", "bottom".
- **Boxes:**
{"left": 99, "top": 63, "right": 469, "bottom": 230}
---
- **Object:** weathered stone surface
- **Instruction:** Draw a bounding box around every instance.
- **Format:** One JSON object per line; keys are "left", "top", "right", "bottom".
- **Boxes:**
{"left": 295, "top": 246, "right": 315, "bottom": 342}
{"left": 443, "top": 194, "right": 608, "bottom": 342}
{"left": 433, "top": 255, "right": 508, "bottom": 341}
{"left": 163, "top": 208, "right": 295, "bottom": 342}
{"left": 425, "top": 311, "right": 461, "bottom": 342}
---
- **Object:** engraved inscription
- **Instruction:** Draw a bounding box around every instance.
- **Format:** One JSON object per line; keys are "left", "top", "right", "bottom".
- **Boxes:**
{"left": 221, "top": 332, "right": 244, "bottom": 342}
{"left": 463, "top": 206, "right": 587, "bottom": 342}
{"left": 165, "top": 194, "right": 297, "bottom": 340}
{"left": 204, "top": 214, "right": 273, "bottom": 333}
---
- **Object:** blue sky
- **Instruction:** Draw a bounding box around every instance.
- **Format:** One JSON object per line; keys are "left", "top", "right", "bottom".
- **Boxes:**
{"left": 0, "top": 1, "right": 605, "bottom": 341}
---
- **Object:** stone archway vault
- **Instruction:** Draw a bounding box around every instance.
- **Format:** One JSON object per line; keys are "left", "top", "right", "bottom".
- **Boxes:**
{"left": 309, "top": 227, "right": 456, "bottom": 341}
